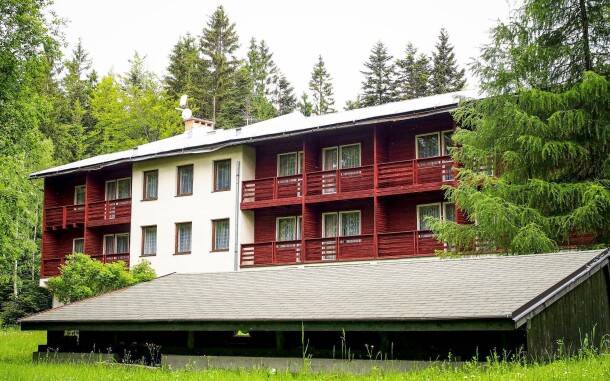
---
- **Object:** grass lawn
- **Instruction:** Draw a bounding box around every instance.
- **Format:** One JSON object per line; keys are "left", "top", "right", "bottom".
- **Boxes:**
{"left": 1, "top": 329, "right": 610, "bottom": 380}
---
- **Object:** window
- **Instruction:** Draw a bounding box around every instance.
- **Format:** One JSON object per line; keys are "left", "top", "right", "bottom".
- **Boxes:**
{"left": 213, "top": 160, "right": 231, "bottom": 192}
{"left": 105, "top": 178, "right": 131, "bottom": 200}
{"left": 175, "top": 222, "right": 192, "bottom": 254}
{"left": 322, "top": 143, "right": 361, "bottom": 170}
{"left": 74, "top": 185, "right": 86, "bottom": 205}
{"left": 417, "top": 202, "right": 456, "bottom": 231}
{"left": 322, "top": 211, "right": 361, "bottom": 237}
{"left": 143, "top": 170, "right": 158, "bottom": 200}
{"left": 277, "top": 152, "right": 303, "bottom": 177}
{"left": 276, "top": 216, "right": 302, "bottom": 241}
{"left": 212, "top": 219, "right": 230, "bottom": 251}
{"left": 177, "top": 165, "right": 194, "bottom": 196}
{"left": 416, "top": 131, "right": 454, "bottom": 159}
{"left": 73, "top": 238, "right": 84, "bottom": 253}
{"left": 103, "top": 233, "right": 130, "bottom": 254}
{"left": 142, "top": 226, "right": 157, "bottom": 256}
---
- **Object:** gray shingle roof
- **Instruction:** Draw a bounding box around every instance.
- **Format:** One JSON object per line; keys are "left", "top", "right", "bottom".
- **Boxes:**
{"left": 22, "top": 250, "right": 608, "bottom": 328}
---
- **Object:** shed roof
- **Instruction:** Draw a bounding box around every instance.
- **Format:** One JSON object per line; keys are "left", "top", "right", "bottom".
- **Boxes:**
{"left": 30, "top": 90, "right": 480, "bottom": 179}
{"left": 21, "top": 250, "right": 609, "bottom": 331}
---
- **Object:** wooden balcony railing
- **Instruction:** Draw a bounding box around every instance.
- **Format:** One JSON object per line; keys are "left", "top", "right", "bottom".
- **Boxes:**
{"left": 44, "top": 205, "right": 85, "bottom": 228}
{"left": 377, "top": 156, "right": 455, "bottom": 190}
{"left": 241, "top": 157, "right": 456, "bottom": 206}
{"left": 306, "top": 166, "right": 374, "bottom": 196}
{"left": 240, "top": 231, "right": 443, "bottom": 267}
{"left": 41, "top": 253, "right": 130, "bottom": 278}
{"left": 87, "top": 199, "right": 132, "bottom": 225}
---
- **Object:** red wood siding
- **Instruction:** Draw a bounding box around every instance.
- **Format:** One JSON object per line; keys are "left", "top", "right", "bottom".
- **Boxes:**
{"left": 254, "top": 206, "right": 302, "bottom": 243}
{"left": 254, "top": 137, "right": 303, "bottom": 179}
{"left": 380, "top": 192, "right": 445, "bottom": 233}
{"left": 44, "top": 175, "right": 86, "bottom": 209}
{"left": 85, "top": 224, "right": 130, "bottom": 255}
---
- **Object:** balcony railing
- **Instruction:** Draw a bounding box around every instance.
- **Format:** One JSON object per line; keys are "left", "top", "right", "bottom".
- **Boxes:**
{"left": 240, "top": 231, "right": 444, "bottom": 267}
{"left": 44, "top": 205, "right": 85, "bottom": 228}
{"left": 241, "top": 157, "right": 455, "bottom": 206}
{"left": 87, "top": 199, "right": 132, "bottom": 225}
{"left": 41, "top": 252, "right": 130, "bottom": 278}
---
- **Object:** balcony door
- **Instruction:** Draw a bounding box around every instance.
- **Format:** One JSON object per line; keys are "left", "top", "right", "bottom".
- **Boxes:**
{"left": 322, "top": 144, "right": 361, "bottom": 193}
{"left": 321, "top": 211, "right": 361, "bottom": 260}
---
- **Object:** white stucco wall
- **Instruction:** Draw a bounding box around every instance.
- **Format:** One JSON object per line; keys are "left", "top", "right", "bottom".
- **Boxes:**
{"left": 130, "top": 145, "right": 255, "bottom": 276}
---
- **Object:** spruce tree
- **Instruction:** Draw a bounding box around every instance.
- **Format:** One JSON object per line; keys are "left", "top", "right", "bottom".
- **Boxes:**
{"left": 344, "top": 95, "right": 363, "bottom": 110}
{"left": 200, "top": 5, "right": 240, "bottom": 125}
{"left": 217, "top": 66, "right": 254, "bottom": 128}
{"left": 272, "top": 72, "right": 297, "bottom": 115}
{"left": 395, "top": 43, "right": 431, "bottom": 99}
{"left": 308, "top": 55, "right": 335, "bottom": 115}
{"left": 246, "top": 38, "right": 278, "bottom": 122}
{"left": 298, "top": 92, "right": 313, "bottom": 117}
{"left": 475, "top": 0, "right": 610, "bottom": 93}
{"left": 430, "top": 28, "right": 466, "bottom": 94}
{"left": 360, "top": 41, "right": 397, "bottom": 106}
{"left": 164, "top": 33, "right": 208, "bottom": 116}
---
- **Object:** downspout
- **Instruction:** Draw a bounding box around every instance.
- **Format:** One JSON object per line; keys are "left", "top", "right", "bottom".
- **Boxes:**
{"left": 234, "top": 161, "right": 241, "bottom": 272}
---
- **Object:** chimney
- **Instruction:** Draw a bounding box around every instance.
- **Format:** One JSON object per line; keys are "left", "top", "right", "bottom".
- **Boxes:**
{"left": 184, "top": 117, "right": 215, "bottom": 133}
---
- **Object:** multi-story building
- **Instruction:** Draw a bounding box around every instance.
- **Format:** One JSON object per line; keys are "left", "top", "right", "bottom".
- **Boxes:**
{"left": 33, "top": 90, "right": 479, "bottom": 283}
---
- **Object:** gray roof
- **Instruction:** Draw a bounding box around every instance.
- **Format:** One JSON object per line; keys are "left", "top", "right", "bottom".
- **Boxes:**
{"left": 21, "top": 250, "right": 608, "bottom": 330}
{"left": 30, "top": 90, "right": 481, "bottom": 178}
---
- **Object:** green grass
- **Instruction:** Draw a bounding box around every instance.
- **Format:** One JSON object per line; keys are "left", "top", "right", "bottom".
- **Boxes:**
{"left": 1, "top": 329, "right": 610, "bottom": 380}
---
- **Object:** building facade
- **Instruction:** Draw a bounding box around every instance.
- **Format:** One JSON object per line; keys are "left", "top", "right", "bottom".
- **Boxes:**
{"left": 34, "top": 91, "right": 477, "bottom": 281}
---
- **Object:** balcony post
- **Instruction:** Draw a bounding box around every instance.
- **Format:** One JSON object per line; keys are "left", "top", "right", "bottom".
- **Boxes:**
{"left": 336, "top": 237, "right": 340, "bottom": 261}
{"left": 62, "top": 206, "right": 67, "bottom": 229}
{"left": 271, "top": 242, "right": 276, "bottom": 265}
{"left": 301, "top": 138, "right": 308, "bottom": 263}
{"left": 373, "top": 125, "right": 379, "bottom": 258}
{"left": 413, "top": 160, "right": 419, "bottom": 185}
{"left": 273, "top": 178, "right": 278, "bottom": 200}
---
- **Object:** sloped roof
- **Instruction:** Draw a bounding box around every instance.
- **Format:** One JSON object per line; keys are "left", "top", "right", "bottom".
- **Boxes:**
{"left": 21, "top": 250, "right": 608, "bottom": 330}
{"left": 30, "top": 90, "right": 480, "bottom": 179}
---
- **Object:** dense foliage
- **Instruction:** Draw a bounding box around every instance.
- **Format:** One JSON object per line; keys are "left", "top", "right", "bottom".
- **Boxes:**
{"left": 432, "top": 0, "right": 610, "bottom": 254}
{"left": 46, "top": 254, "right": 156, "bottom": 304}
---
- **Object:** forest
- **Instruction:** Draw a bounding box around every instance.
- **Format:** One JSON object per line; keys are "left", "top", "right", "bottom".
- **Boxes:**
{"left": 2, "top": 0, "right": 610, "bottom": 325}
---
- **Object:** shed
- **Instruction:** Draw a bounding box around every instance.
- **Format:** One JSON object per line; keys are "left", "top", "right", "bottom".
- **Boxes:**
{"left": 21, "top": 249, "right": 610, "bottom": 361}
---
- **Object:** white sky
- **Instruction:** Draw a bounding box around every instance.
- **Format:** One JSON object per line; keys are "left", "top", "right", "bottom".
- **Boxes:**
{"left": 51, "top": 0, "right": 514, "bottom": 107}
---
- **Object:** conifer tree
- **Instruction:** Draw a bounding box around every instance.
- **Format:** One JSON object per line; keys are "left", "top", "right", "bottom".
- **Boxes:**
{"left": 430, "top": 28, "right": 466, "bottom": 94}
{"left": 272, "top": 72, "right": 297, "bottom": 115}
{"left": 308, "top": 55, "right": 335, "bottom": 115}
{"left": 200, "top": 5, "right": 240, "bottom": 125}
{"left": 246, "top": 38, "right": 278, "bottom": 122}
{"left": 474, "top": 0, "right": 610, "bottom": 93}
{"left": 395, "top": 43, "right": 431, "bottom": 99}
{"left": 360, "top": 41, "right": 397, "bottom": 106}
{"left": 218, "top": 65, "right": 255, "bottom": 128}
{"left": 164, "top": 33, "right": 208, "bottom": 116}
{"left": 298, "top": 92, "right": 313, "bottom": 117}
{"left": 344, "top": 95, "right": 363, "bottom": 110}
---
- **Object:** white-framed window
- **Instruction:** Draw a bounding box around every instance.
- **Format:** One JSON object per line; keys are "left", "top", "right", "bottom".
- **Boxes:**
{"left": 176, "top": 222, "right": 192, "bottom": 254}
{"left": 73, "top": 238, "right": 84, "bottom": 253}
{"left": 322, "top": 143, "right": 361, "bottom": 170}
{"left": 212, "top": 219, "right": 230, "bottom": 251}
{"left": 74, "top": 185, "right": 86, "bottom": 205}
{"left": 105, "top": 178, "right": 131, "bottom": 200}
{"left": 417, "top": 202, "right": 456, "bottom": 231}
{"left": 415, "top": 131, "right": 454, "bottom": 159}
{"left": 143, "top": 170, "right": 158, "bottom": 200}
{"left": 322, "top": 210, "right": 361, "bottom": 237}
{"left": 277, "top": 151, "right": 303, "bottom": 177}
{"left": 103, "top": 233, "right": 130, "bottom": 254}
{"left": 142, "top": 226, "right": 157, "bottom": 256}
{"left": 276, "top": 216, "right": 302, "bottom": 241}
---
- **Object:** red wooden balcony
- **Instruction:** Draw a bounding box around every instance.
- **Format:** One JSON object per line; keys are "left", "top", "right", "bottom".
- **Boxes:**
{"left": 306, "top": 166, "right": 374, "bottom": 199}
{"left": 377, "top": 155, "right": 455, "bottom": 195}
{"left": 41, "top": 253, "right": 130, "bottom": 278}
{"left": 240, "top": 231, "right": 445, "bottom": 267}
{"left": 87, "top": 199, "right": 132, "bottom": 226}
{"left": 44, "top": 205, "right": 85, "bottom": 229}
{"left": 241, "top": 157, "right": 456, "bottom": 208}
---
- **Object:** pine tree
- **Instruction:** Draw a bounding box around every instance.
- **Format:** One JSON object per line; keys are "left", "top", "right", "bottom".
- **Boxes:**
{"left": 474, "top": 0, "right": 610, "bottom": 93}
{"left": 395, "top": 43, "right": 431, "bottom": 99}
{"left": 308, "top": 55, "right": 335, "bottom": 115}
{"left": 430, "top": 28, "right": 466, "bottom": 94}
{"left": 298, "top": 92, "right": 313, "bottom": 117}
{"left": 164, "top": 33, "right": 208, "bottom": 116}
{"left": 246, "top": 38, "right": 278, "bottom": 122}
{"left": 272, "top": 72, "right": 297, "bottom": 115}
{"left": 360, "top": 41, "right": 397, "bottom": 106}
{"left": 200, "top": 5, "right": 240, "bottom": 125}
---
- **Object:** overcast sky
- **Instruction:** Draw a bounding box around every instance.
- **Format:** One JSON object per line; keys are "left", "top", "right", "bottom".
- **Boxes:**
{"left": 51, "top": 0, "right": 514, "bottom": 107}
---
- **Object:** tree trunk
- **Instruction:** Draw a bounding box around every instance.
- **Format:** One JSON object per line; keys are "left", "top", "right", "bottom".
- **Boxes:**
{"left": 13, "top": 259, "right": 18, "bottom": 299}
{"left": 579, "top": 0, "right": 592, "bottom": 71}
